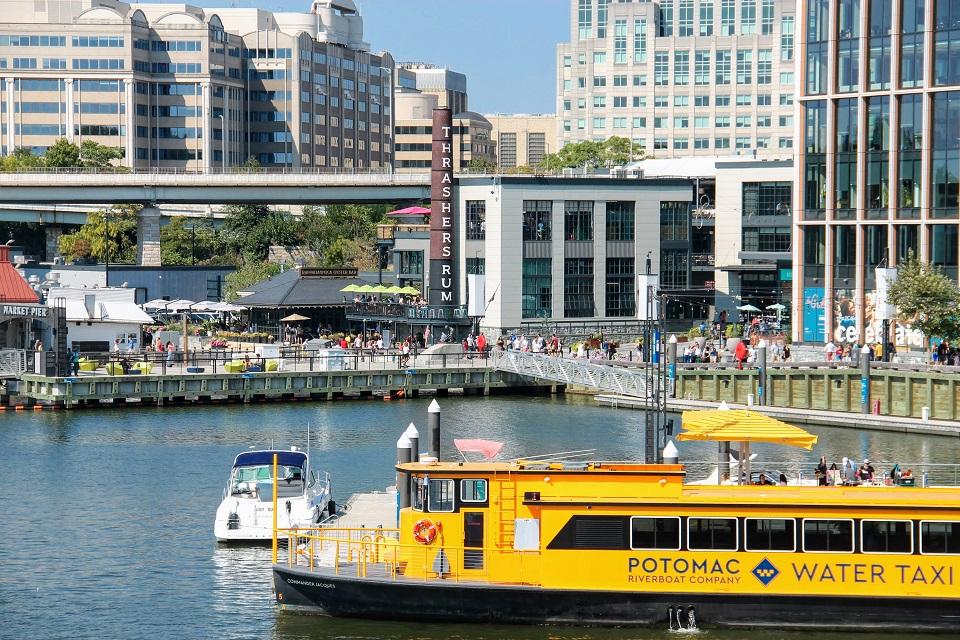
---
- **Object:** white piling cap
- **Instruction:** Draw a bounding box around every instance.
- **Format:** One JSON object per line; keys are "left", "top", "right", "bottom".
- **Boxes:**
{"left": 669, "top": 334, "right": 678, "bottom": 343}
{"left": 663, "top": 440, "right": 679, "bottom": 458}
{"left": 862, "top": 344, "right": 872, "bottom": 353}
{"left": 403, "top": 422, "right": 419, "bottom": 438}
{"left": 428, "top": 399, "right": 441, "bottom": 413}
{"left": 718, "top": 400, "right": 730, "bottom": 411}
{"left": 396, "top": 434, "right": 412, "bottom": 449}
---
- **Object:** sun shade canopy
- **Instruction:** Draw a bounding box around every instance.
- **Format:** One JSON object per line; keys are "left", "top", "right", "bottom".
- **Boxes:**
{"left": 677, "top": 409, "right": 818, "bottom": 450}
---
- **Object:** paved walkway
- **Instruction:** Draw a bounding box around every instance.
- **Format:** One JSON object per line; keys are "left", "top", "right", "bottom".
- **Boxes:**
{"left": 333, "top": 490, "right": 397, "bottom": 530}
{"left": 597, "top": 395, "right": 960, "bottom": 437}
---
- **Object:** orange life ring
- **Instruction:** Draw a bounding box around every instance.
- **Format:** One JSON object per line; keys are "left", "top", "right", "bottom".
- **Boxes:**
{"left": 413, "top": 518, "right": 437, "bottom": 544}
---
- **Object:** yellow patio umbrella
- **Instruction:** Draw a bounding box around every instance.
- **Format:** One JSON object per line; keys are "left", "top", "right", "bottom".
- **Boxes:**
{"left": 677, "top": 409, "right": 818, "bottom": 450}
{"left": 677, "top": 409, "right": 818, "bottom": 485}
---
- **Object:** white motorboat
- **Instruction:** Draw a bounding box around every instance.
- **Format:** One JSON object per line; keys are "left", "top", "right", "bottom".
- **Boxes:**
{"left": 214, "top": 448, "right": 333, "bottom": 542}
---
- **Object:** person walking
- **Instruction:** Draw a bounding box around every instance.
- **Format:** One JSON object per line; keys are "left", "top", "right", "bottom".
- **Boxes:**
{"left": 165, "top": 341, "right": 175, "bottom": 365}
{"left": 70, "top": 347, "right": 81, "bottom": 376}
{"left": 734, "top": 340, "right": 748, "bottom": 370}
{"left": 476, "top": 332, "right": 487, "bottom": 355}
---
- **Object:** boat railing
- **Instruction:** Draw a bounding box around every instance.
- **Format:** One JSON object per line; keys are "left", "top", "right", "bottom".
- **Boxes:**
{"left": 276, "top": 526, "right": 542, "bottom": 585}
{"left": 681, "top": 459, "right": 960, "bottom": 487}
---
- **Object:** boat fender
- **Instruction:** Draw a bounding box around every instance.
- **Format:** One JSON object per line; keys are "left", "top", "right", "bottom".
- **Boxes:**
{"left": 413, "top": 518, "right": 438, "bottom": 544}
{"left": 227, "top": 512, "right": 240, "bottom": 530}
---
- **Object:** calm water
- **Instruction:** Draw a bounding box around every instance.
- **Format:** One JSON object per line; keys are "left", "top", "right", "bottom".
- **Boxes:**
{"left": 1, "top": 395, "right": 957, "bottom": 640}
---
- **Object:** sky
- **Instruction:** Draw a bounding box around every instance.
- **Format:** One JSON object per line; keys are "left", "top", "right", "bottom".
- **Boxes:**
{"left": 139, "top": 0, "right": 569, "bottom": 114}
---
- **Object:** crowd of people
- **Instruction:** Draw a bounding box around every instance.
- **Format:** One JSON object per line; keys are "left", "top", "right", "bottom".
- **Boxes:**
{"left": 813, "top": 455, "right": 914, "bottom": 486}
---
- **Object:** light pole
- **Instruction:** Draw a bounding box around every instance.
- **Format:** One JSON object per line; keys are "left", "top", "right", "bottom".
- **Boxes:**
{"left": 216, "top": 114, "right": 225, "bottom": 172}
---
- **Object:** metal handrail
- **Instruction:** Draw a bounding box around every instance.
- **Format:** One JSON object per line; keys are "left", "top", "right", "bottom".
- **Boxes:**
{"left": 491, "top": 349, "right": 649, "bottom": 397}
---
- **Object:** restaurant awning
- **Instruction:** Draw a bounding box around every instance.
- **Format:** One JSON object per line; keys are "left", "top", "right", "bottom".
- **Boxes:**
{"left": 677, "top": 409, "right": 818, "bottom": 450}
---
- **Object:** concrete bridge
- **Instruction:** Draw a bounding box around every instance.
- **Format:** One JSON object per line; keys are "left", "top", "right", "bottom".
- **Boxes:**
{"left": 0, "top": 169, "right": 430, "bottom": 205}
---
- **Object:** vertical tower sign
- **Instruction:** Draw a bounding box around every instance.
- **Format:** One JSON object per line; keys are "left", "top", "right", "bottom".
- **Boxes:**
{"left": 429, "top": 108, "right": 455, "bottom": 306}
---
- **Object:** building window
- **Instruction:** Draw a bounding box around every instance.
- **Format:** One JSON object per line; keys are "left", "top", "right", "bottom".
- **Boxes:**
{"left": 866, "top": 97, "right": 891, "bottom": 212}
{"left": 564, "top": 258, "right": 594, "bottom": 318}
{"left": 695, "top": 50, "right": 711, "bottom": 85}
{"left": 757, "top": 49, "right": 772, "bottom": 84}
{"left": 679, "top": 0, "right": 694, "bottom": 36}
{"left": 761, "top": 0, "right": 775, "bottom": 34}
{"left": 661, "top": 250, "right": 689, "bottom": 289}
{"left": 741, "top": 0, "right": 757, "bottom": 34}
{"left": 743, "top": 182, "right": 792, "bottom": 217}
{"left": 597, "top": 0, "right": 609, "bottom": 38}
{"left": 804, "top": 101, "right": 828, "bottom": 211}
{"left": 736, "top": 50, "right": 752, "bottom": 84}
{"left": 655, "top": 52, "right": 669, "bottom": 86}
{"left": 398, "top": 251, "right": 423, "bottom": 275}
{"left": 715, "top": 50, "right": 731, "bottom": 85}
{"left": 674, "top": 51, "right": 690, "bottom": 85}
{"left": 720, "top": 0, "right": 735, "bottom": 34}
{"left": 578, "top": 0, "right": 593, "bottom": 39}
{"left": 899, "top": 93, "right": 923, "bottom": 211}
{"left": 606, "top": 201, "right": 635, "bottom": 241}
{"left": 634, "top": 18, "right": 647, "bottom": 63}
{"left": 606, "top": 257, "right": 635, "bottom": 316}
{"left": 781, "top": 16, "right": 795, "bottom": 60}
{"left": 743, "top": 226, "right": 792, "bottom": 252}
{"left": 614, "top": 19, "right": 627, "bottom": 63}
{"left": 660, "top": 201, "right": 689, "bottom": 241}
{"left": 522, "top": 258, "right": 552, "bottom": 318}
{"left": 901, "top": 0, "right": 925, "bottom": 88}
{"left": 700, "top": 0, "right": 714, "bottom": 35}
{"left": 565, "top": 201, "right": 594, "bottom": 241}
{"left": 499, "top": 132, "right": 517, "bottom": 168}
{"left": 523, "top": 200, "right": 552, "bottom": 241}
{"left": 869, "top": 0, "right": 893, "bottom": 89}
{"left": 466, "top": 258, "right": 485, "bottom": 275}
{"left": 659, "top": 0, "right": 674, "bottom": 36}
{"left": 465, "top": 201, "right": 485, "bottom": 240}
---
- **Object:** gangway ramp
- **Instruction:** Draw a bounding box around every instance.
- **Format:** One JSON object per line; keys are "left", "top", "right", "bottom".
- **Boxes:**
{"left": 490, "top": 350, "right": 650, "bottom": 398}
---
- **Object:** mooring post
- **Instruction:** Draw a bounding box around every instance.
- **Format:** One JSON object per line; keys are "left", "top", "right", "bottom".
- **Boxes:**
{"left": 427, "top": 399, "right": 441, "bottom": 459}
{"left": 861, "top": 344, "right": 871, "bottom": 414}
{"left": 756, "top": 343, "right": 767, "bottom": 406}
{"left": 667, "top": 335, "right": 678, "bottom": 399}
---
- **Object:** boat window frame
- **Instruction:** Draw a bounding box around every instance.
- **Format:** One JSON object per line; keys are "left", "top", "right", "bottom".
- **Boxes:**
{"left": 801, "top": 518, "right": 855, "bottom": 553}
{"left": 860, "top": 518, "right": 914, "bottom": 555}
{"left": 686, "top": 516, "right": 739, "bottom": 551}
{"left": 743, "top": 517, "right": 797, "bottom": 552}
{"left": 629, "top": 515, "right": 682, "bottom": 551}
{"left": 919, "top": 520, "right": 960, "bottom": 555}
{"left": 412, "top": 475, "right": 426, "bottom": 512}
{"left": 459, "top": 478, "right": 488, "bottom": 503}
{"left": 427, "top": 478, "right": 456, "bottom": 513}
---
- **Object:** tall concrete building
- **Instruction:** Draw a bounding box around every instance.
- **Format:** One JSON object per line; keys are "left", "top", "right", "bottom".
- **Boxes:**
{"left": 397, "top": 63, "right": 467, "bottom": 114}
{"left": 0, "top": 0, "right": 394, "bottom": 171}
{"left": 793, "top": 0, "right": 960, "bottom": 349}
{"left": 484, "top": 113, "right": 558, "bottom": 170}
{"left": 557, "top": 0, "right": 797, "bottom": 158}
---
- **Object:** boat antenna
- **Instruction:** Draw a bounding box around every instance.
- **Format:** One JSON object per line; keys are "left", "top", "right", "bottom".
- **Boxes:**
{"left": 306, "top": 422, "right": 311, "bottom": 480}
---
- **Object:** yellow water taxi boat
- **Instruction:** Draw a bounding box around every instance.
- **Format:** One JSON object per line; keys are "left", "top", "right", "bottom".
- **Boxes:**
{"left": 272, "top": 408, "right": 960, "bottom": 630}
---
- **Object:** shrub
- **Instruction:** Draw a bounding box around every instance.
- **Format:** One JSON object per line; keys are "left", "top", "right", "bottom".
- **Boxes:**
{"left": 687, "top": 326, "right": 703, "bottom": 339}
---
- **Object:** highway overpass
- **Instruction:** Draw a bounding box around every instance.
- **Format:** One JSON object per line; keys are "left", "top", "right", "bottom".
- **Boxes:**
{"left": 0, "top": 169, "right": 431, "bottom": 205}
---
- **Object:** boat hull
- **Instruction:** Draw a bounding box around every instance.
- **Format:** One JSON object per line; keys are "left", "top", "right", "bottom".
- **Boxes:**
{"left": 273, "top": 565, "right": 960, "bottom": 631}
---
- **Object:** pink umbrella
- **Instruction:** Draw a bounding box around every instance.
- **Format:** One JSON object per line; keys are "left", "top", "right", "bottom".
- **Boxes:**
{"left": 387, "top": 206, "right": 431, "bottom": 217}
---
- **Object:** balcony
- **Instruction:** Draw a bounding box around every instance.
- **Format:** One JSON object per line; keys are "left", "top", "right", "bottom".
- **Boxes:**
{"left": 376, "top": 223, "right": 430, "bottom": 243}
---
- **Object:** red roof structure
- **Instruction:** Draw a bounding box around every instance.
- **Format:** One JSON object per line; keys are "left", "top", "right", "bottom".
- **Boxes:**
{"left": 0, "top": 244, "right": 39, "bottom": 304}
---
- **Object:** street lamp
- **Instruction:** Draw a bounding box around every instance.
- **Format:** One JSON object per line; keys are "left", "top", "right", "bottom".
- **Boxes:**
{"left": 216, "top": 114, "right": 225, "bottom": 172}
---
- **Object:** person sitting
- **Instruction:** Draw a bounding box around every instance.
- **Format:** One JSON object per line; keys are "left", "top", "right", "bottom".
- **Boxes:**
{"left": 778, "top": 473, "right": 788, "bottom": 486}
{"left": 119, "top": 357, "right": 131, "bottom": 375}
{"left": 856, "top": 459, "right": 875, "bottom": 483}
{"left": 242, "top": 355, "right": 252, "bottom": 371}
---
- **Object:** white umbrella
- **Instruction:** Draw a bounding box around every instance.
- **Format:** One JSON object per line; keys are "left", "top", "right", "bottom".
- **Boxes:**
{"left": 164, "top": 299, "right": 196, "bottom": 312}
{"left": 737, "top": 304, "right": 761, "bottom": 313}
{"left": 142, "top": 298, "right": 170, "bottom": 311}
{"left": 766, "top": 302, "right": 786, "bottom": 322}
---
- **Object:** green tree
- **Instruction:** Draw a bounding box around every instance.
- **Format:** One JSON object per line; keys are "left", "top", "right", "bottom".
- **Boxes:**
{"left": 160, "top": 217, "right": 225, "bottom": 265}
{"left": 1, "top": 147, "right": 44, "bottom": 171}
{"left": 221, "top": 204, "right": 298, "bottom": 261}
{"left": 467, "top": 157, "right": 496, "bottom": 173}
{"left": 79, "top": 139, "right": 123, "bottom": 168}
{"left": 888, "top": 254, "right": 960, "bottom": 346}
{"left": 299, "top": 204, "right": 391, "bottom": 268}
{"left": 58, "top": 205, "right": 139, "bottom": 263}
{"left": 224, "top": 259, "right": 283, "bottom": 302}
{"left": 42, "top": 139, "right": 81, "bottom": 168}
{"left": 540, "top": 136, "right": 644, "bottom": 171}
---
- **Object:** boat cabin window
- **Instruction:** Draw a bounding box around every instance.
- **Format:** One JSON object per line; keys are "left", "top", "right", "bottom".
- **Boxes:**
{"left": 920, "top": 521, "right": 960, "bottom": 554}
{"left": 744, "top": 518, "right": 796, "bottom": 552}
{"left": 460, "top": 479, "right": 487, "bottom": 503}
{"left": 427, "top": 479, "right": 455, "bottom": 512}
{"left": 802, "top": 519, "right": 854, "bottom": 553}
{"left": 861, "top": 520, "right": 913, "bottom": 554}
{"left": 231, "top": 464, "right": 302, "bottom": 494}
{"left": 687, "top": 517, "right": 737, "bottom": 551}
{"left": 412, "top": 477, "right": 426, "bottom": 512}
{"left": 630, "top": 517, "right": 681, "bottom": 550}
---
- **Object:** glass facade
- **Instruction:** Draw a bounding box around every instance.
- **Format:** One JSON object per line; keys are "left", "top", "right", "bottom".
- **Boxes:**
{"left": 606, "top": 257, "right": 635, "bottom": 316}
{"left": 564, "top": 258, "right": 595, "bottom": 317}
{"left": 605, "top": 201, "right": 635, "bottom": 240}
{"left": 465, "top": 200, "right": 486, "bottom": 240}
{"left": 522, "top": 258, "right": 552, "bottom": 319}
{"left": 564, "top": 200, "right": 594, "bottom": 241}
{"left": 522, "top": 200, "right": 552, "bottom": 241}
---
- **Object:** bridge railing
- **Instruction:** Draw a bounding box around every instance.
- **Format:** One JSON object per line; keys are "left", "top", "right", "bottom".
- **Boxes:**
{"left": 0, "top": 166, "right": 413, "bottom": 176}
{"left": 490, "top": 349, "right": 650, "bottom": 397}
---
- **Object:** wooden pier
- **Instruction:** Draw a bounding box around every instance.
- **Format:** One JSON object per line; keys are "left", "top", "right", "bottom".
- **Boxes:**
{"left": 9, "top": 365, "right": 559, "bottom": 409}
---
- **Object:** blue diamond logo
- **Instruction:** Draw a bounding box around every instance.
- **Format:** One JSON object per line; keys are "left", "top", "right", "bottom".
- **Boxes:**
{"left": 751, "top": 558, "right": 780, "bottom": 587}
